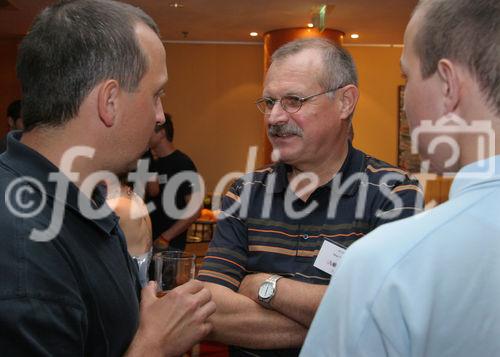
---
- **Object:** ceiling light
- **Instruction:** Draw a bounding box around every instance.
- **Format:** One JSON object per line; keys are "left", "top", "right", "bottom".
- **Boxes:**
{"left": 250, "top": 32, "right": 258, "bottom": 37}
{"left": 307, "top": 23, "right": 314, "bottom": 28}
{"left": 350, "top": 33, "right": 360, "bottom": 39}
{"left": 169, "top": 2, "right": 184, "bottom": 8}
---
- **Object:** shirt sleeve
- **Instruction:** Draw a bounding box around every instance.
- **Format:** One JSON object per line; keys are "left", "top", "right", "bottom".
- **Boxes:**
{"left": 197, "top": 179, "right": 248, "bottom": 291}
{"left": 371, "top": 174, "right": 424, "bottom": 228}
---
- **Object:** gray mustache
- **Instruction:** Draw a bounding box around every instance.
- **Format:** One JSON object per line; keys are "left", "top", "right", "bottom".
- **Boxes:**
{"left": 268, "top": 124, "right": 304, "bottom": 137}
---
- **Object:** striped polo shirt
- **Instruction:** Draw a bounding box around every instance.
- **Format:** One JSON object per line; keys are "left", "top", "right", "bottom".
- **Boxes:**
{"left": 198, "top": 143, "right": 423, "bottom": 291}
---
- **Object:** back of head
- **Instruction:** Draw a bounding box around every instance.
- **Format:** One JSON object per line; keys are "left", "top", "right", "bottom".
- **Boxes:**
{"left": 414, "top": 0, "right": 499, "bottom": 114}
{"left": 271, "top": 38, "right": 358, "bottom": 92}
{"left": 16, "top": 0, "right": 160, "bottom": 132}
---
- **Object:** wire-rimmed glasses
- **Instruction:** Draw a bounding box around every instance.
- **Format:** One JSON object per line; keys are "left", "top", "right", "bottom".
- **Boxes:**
{"left": 255, "top": 87, "right": 341, "bottom": 115}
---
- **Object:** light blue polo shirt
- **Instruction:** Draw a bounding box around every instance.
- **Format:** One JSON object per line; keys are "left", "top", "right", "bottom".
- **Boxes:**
{"left": 301, "top": 156, "right": 500, "bottom": 357}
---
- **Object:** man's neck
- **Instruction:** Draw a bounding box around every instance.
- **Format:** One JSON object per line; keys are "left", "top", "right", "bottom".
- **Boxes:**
{"left": 455, "top": 109, "right": 500, "bottom": 168}
{"left": 455, "top": 76, "right": 500, "bottom": 166}
{"left": 287, "top": 140, "right": 349, "bottom": 201}
{"left": 21, "top": 128, "right": 102, "bottom": 198}
{"left": 150, "top": 140, "right": 175, "bottom": 159}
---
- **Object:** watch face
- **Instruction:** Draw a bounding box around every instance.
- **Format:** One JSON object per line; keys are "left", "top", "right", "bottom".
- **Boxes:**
{"left": 259, "top": 281, "right": 274, "bottom": 299}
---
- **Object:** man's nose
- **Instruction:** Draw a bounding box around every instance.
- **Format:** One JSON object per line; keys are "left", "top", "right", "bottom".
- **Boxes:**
{"left": 266, "top": 103, "right": 289, "bottom": 126}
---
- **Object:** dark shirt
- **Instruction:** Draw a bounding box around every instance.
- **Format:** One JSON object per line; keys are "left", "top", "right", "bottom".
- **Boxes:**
{"left": 0, "top": 132, "right": 140, "bottom": 356}
{"left": 146, "top": 149, "right": 197, "bottom": 251}
{"left": 198, "top": 143, "right": 423, "bottom": 357}
{"left": 0, "top": 134, "right": 6, "bottom": 153}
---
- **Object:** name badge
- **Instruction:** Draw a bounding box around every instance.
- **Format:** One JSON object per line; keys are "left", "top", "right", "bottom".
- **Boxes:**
{"left": 313, "top": 239, "right": 346, "bottom": 276}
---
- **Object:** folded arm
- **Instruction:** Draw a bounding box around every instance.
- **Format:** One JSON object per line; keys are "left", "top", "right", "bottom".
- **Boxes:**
{"left": 204, "top": 282, "right": 307, "bottom": 349}
{"left": 238, "top": 273, "right": 327, "bottom": 327}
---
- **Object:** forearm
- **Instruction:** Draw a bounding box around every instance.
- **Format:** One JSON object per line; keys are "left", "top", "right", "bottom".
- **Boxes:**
{"left": 159, "top": 194, "right": 201, "bottom": 242}
{"left": 270, "top": 278, "right": 327, "bottom": 327}
{"left": 204, "top": 282, "right": 307, "bottom": 349}
{"left": 159, "top": 215, "right": 197, "bottom": 242}
{"left": 124, "top": 329, "right": 163, "bottom": 357}
{"left": 146, "top": 180, "right": 160, "bottom": 198}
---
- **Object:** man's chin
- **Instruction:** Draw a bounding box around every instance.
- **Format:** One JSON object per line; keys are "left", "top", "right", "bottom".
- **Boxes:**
{"left": 270, "top": 147, "right": 298, "bottom": 165}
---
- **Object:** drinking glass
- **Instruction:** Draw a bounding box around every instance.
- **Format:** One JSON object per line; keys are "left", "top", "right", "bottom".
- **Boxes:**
{"left": 154, "top": 250, "right": 195, "bottom": 297}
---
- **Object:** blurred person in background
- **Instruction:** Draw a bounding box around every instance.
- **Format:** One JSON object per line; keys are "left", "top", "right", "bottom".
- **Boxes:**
{"left": 146, "top": 113, "right": 201, "bottom": 252}
{"left": 107, "top": 176, "right": 153, "bottom": 287}
{"left": 0, "top": 99, "right": 23, "bottom": 153}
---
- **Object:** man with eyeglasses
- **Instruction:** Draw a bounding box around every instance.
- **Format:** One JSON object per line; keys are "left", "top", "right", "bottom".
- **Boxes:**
{"left": 198, "top": 38, "right": 423, "bottom": 356}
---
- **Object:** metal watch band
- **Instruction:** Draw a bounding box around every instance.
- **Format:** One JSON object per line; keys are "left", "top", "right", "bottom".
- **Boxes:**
{"left": 258, "top": 274, "right": 282, "bottom": 307}
{"left": 267, "top": 274, "right": 282, "bottom": 284}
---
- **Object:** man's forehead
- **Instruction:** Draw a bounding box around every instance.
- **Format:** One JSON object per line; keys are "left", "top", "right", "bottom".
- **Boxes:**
{"left": 264, "top": 51, "right": 322, "bottom": 90}
{"left": 274, "top": 49, "right": 322, "bottom": 69}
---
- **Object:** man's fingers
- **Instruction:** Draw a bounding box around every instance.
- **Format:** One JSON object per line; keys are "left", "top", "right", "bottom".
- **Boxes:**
{"left": 174, "top": 279, "right": 204, "bottom": 294}
{"left": 197, "top": 300, "right": 217, "bottom": 321}
{"left": 193, "top": 286, "right": 212, "bottom": 307}
{"left": 199, "top": 322, "right": 214, "bottom": 339}
{"left": 140, "top": 281, "right": 158, "bottom": 305}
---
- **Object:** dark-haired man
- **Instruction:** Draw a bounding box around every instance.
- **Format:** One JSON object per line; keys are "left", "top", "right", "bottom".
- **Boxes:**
{"left": 303, "top": 0, "right": 500, "bottom": 356}
{"left": 146, "top": 113, "right": 201, "bottom": 252}
{"left": 0, "top": 1, "right": 214, "bottom": 356}
{"left": 0, "top": 99, "right": 23, "bottom": 153}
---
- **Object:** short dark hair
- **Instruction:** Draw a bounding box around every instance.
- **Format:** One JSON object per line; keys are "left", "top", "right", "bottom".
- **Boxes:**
{"left": 6, "top": 100, "right": 21, "bottom": 120}
{"left": 156, "top": 113, "right": 174, "bottom": 142}
{"left": 16, "top": 0, "right": 160, "bottom": 131}
{"left": 414, "top": 0, "right": 499, "bottom": 114}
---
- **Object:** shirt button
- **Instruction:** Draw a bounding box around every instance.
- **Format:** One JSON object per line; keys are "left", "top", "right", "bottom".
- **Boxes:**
{"left": 302, "top": 234, "right": 309, "bottom": 240}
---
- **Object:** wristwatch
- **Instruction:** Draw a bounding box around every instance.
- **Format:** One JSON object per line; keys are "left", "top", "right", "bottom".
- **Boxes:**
{"left": 258, "top": 274, "right": 282, "bottom": 307}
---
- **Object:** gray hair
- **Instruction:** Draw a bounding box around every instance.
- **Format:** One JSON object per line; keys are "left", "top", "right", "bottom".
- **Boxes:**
{"left": 271, "top": 38, "right": 358, "bottom": 92}
{"left": 17, "top": 0, "right": 160, "bottom": 131}
{"left": 414, "top": 0, "right": 499, "bottom": 114}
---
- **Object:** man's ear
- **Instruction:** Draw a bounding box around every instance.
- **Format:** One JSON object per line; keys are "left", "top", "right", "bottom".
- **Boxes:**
{"left": 97, "top": 80, "right": 120, "bottom": 128}
{"left": 7, "top": 117, "right": 14, "bottom": 130}
{"left": 338, "top": 85, "right": 359, "bottom": 121}
{"left": 436, "top": 59, "right": 460, "bottom": 113}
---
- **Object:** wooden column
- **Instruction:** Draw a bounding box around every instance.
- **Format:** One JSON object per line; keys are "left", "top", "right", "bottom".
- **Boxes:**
{"left": 261, "top": 28, "right": 345, "bottom": 164}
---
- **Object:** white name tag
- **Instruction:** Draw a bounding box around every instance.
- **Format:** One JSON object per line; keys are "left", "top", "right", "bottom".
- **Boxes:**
{"left": 313, "top": 240, "right": 346, "bottom": 276}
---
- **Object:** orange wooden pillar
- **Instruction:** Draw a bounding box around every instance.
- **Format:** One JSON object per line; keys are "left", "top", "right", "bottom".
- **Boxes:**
{"left": 261, "top": 28, "right": 345, "bottom": 164}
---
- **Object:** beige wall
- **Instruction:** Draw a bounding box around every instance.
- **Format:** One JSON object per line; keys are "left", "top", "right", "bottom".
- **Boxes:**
{"left": 163, "top": 43, "right": 264, "bottom": 193}
{"left": 349, "top": 46, "right": 405, "bottom": 165}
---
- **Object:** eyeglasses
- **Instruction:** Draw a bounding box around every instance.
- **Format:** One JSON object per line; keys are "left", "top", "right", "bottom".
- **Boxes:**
{"left": 255, "top": 87, "right": 341, "bottom": 115}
